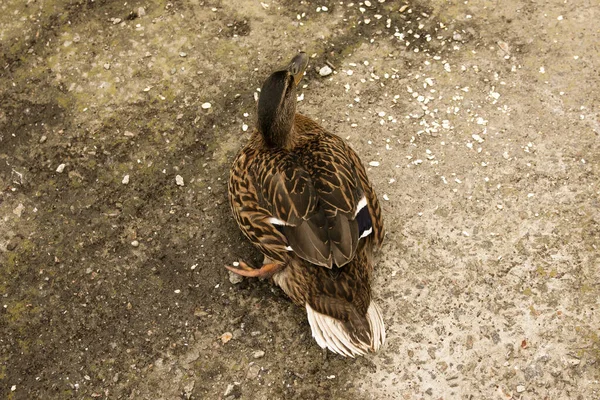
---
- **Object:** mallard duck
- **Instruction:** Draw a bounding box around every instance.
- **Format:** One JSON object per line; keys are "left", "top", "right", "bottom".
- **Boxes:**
{"left": 227, "top": 52, "right": 385, "bottom": 357}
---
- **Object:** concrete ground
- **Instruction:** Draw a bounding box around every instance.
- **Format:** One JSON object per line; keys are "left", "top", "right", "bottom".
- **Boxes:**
{"left": 0, "top": 0, "right": 598, "bottom": 399}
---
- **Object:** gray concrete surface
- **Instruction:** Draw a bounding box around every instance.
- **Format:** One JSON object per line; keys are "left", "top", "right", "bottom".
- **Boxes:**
{"left": 0, "top": 0, "right": 598, "bottom": 399}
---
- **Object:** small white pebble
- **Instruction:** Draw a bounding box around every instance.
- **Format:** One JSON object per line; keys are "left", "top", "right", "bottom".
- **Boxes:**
{"left": 527, "top": 193, "right": 534, "bottom": 198}
{"left": 472, "top": 134, "right": 484, "bottom": 143}
{"left": 131, "top": 240, "right": 139, "bottom": 247}
{"left": 174, "top": 289, "right": 181, "bottom": 294}
{"left": 176, "top": 175, "right": 185, "bottom": 186}
{"left": 201, "top": 102, "right": 212, "bottom": 109}
{"left": 462, "top": 231, "right": 470, "bottom": 237}
{"left": 56, "top": 164, "right": 66, "bottom": 173}
{"left": 229, "top": 270, "right": 244, "bottom": 284}
{"left": 516, "top": 385, "right": 526, "bottom": 393}
{"left": 497, "top": 204, "right": 504, "bottom": 209}
{"left": 297, "top": 93, "right": 304, "bottom": 102}
{"left": 539, "top": 66, "right": 546, "bottom": 74}
{"left": 369, "top": 161, "right": 380, "bottom": 167}
{"left": 122, "top": 174, "right": 130, "bottom": 184}
{"left": 11, "top": 386, "right": 16, "bottom": 392}
{"left": 319, "top": 65, "right": 333, "bottom": 76}
{"left": 557, "top": 15, "right": 563, "bottom": 20}
{"left": 253, "top": 350, "right": 265, "bottom": 359}
{"left": 179, "top": 52, "right": 187, "bottom": 57}
{"left": 242, "top": 124, "right": 248, "bottom": 132}
{"left": 383, "top": 194, "right": 390, "bottom": 201}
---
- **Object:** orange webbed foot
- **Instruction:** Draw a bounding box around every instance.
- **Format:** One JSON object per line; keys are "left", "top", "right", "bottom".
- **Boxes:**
{"left": 225, "top": 260, "right": 284, "bottom": 279}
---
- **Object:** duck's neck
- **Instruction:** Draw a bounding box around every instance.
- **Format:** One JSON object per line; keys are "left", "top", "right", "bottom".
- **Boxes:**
{"left": 257, "top": 69, "right": 298, "bottom": 150}
{"left": 260, "top": 113, "right": 296, "bottom": 149}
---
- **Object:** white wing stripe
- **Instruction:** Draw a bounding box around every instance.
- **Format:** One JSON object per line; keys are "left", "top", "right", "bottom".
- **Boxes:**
{"left": 359, "top": 227, "right": 373, "bottom": 239}
{"left": 354, "top": 196, "right": 368, "bottom": 217}
{"left": 268, "top": 217, "right": 287, "bottom": 225}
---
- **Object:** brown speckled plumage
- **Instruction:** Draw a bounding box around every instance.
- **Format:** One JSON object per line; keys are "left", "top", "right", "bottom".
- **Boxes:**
{"left": 228, "top": 53, "right": 385, "bottom": 356}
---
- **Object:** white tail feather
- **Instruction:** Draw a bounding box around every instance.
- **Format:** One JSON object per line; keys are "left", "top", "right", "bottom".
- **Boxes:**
{"left": 305, "top": 301, "right": 385, "bottom": 357}
{"left": 368, "top": 300, "right": 386, "bottom": 350}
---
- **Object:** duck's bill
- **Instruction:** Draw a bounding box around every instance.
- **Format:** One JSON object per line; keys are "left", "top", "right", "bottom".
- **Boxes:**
{"left": 288, "top": 52, "right": 309, "bottom": 86}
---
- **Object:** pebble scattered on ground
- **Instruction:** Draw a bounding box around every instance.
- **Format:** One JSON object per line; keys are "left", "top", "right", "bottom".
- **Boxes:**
{"left": 319, "top": 65, "right": 333, "bottom": 76}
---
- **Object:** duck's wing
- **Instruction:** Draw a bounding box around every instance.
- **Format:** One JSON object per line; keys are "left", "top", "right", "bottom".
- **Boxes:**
{"left": 343, "top": 141, "right": 385, "bottom": 248}
{"left": 295, "top": 114, "right": 384, "bottom": 248}
{"left": 229, "top": 146, "right": 302, "bottom": 264}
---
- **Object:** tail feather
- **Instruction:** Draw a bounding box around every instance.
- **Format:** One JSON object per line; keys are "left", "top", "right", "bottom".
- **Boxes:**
{"left": 367, "top": 300, "right": 386, "bottom": 350}
{"left": 305, "top": 301, "right": 385, "bottom": 357}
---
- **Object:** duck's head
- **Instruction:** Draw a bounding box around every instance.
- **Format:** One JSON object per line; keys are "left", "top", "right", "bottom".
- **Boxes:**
{"left": 257, "top": 52, "right": 309, "bottom": 148}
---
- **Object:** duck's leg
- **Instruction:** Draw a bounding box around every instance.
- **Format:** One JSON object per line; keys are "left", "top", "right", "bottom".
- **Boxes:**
{"left": 225, "top": 260, "right": 284, "bottom": 278}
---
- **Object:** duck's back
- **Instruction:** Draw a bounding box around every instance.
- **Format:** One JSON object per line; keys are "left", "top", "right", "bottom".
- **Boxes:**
{"left": 232, "top": 113, "right": 382, "bottom": 268}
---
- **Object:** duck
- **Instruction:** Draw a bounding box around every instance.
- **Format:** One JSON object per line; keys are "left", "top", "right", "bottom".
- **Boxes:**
{"left": 227, "top": 52, "right": 386, "bottom": 357}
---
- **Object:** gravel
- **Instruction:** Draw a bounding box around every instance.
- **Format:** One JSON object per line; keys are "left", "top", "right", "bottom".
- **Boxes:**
{"left": 319, "top": 65, "right": 333, "bottom": 76}
{"left": 252, "top": 350, "right": 265, "bottom": 359}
